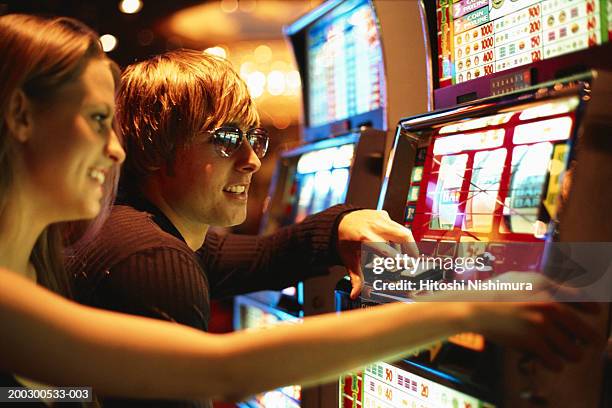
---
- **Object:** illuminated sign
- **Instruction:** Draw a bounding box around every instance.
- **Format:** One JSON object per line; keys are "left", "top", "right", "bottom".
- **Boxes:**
{"left": 436, "top": 0, "right": 609, "bottom": 86}
{"left": 513, "top": 116, "right": 573, "bottom": 144}
{"left": 308, "top": 0, "right": 385, "bottom": 126}
{"left": 297, "top": 144, "right": 356, "bottom": 174}
{"left": 433, "top": 129, "right": 505, "bottom": 155}
{"left": 439, "top": 112, "right": 514, "bottom": 134}
{"left": 518, "top": 96, "right": 580, "bottom": 120}
{"left": 362, "top": 362, "right": 495, "bottom": 408}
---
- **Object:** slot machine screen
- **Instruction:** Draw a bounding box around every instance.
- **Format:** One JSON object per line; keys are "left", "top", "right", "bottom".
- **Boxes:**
{"left": 292, "top": 143, "right": 355, "bottom": 223}
{"left": 436, "top": 0, "right": 611, "bottom": 87}
{"left": 236, "top": 299, "right": 301, "bottom": 407}
{"left": 258, "top": 134, "right": 359, "bottom": 310}
{"left": 356, "top": 362, "right": 495, "bottom": 408}
{"left": 262, "top": 135, "right": 358, "bottom": 234}
{"left": 306, "top": 0, "right": 385, "bottom": 127}
{"left": 396, "top": 94, "right": 580, "bottom": 243}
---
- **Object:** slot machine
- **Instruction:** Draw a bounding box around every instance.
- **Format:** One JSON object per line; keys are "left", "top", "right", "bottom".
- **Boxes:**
{"left": 338, "top": 1, "right": 612, "bottom": 407}
{"left": 234, "top": 1, "right": 429, "bottom": 407}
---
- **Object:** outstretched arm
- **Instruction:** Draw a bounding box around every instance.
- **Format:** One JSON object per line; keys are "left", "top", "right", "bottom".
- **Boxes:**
{"left": 0, "top": 268, "right": 599, "bottom": 402}
{"left": 202, "top": 204, "right": 356, "bottom": 298}
{"left": 202, "top": 206, "right": 417, "bottom": 300}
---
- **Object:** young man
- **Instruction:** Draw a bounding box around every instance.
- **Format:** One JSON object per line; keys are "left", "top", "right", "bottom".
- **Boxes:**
{"left": 70, "top": 49, "right": 414, "bottom": 406}
{"left": 70, "top": 50, "right": 600, "bottom": 407}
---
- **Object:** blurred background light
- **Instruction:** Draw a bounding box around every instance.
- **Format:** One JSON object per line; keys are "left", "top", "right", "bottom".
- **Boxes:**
{"left": 267, "top": 70, "right": 285, "bottom": 95}
{"left": 239, "top": 0, "right": 257, "bottom": 13}
{"left": 100, "top": 34, "right": 118, "bottom": 52}
{"left": 204, "top": 46, "right": 228, "bottom": 59}
{"left": 254, "top": 44, "right": 272, "bottom": 63}
{"left": 220, "top": 0, "right": 238, "bottom": 13}
{"left": 246, "top": 71, "right": 266, "bottom": 98}
{"left": 119, "top": 0, "right": 143, "bottom": 14}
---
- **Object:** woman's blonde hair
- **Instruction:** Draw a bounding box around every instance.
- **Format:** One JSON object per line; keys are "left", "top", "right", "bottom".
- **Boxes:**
{"left": 0, "top": 14, "right": 121, "bottom": 297}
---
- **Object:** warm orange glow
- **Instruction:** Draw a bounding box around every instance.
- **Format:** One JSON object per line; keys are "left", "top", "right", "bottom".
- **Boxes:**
{"left": 161, "top": 2, "right": 322, "bottom": 126}
{"left": 230, "top": 40, "right": 302, "bottom": 125}
{"left": 220, "top": 0, "right": 238, "bottom": 13}
{"left": 254, "top": 45, "right": 272, "bottom": 63}
{"left": 448, "top": 332, "right": 486, "bottom": 351}
{"left": 165, "top": 1, "right": 321, "bottom": 44}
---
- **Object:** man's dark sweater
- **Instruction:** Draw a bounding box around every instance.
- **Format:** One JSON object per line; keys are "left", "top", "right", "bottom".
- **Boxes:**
{"left": 67, "top": 195, "right": 355, "bottom": 407}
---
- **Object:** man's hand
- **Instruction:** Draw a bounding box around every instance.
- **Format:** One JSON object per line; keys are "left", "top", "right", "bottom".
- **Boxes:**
{"left": 337, "top": 210, "right": 418, "bottom": 299}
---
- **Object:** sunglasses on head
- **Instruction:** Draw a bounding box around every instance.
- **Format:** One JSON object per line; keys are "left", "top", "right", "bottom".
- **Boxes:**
{"left": 208, "top": 126, "right": 269, "bottom": 159}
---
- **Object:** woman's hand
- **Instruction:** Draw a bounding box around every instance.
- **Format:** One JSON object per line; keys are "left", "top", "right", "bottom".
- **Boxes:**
{"left": 468, "top": 301, "right": 602, "bottom": 371}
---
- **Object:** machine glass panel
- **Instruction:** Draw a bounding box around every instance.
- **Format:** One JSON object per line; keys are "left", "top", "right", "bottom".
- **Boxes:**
{"left": 400, "top": 95, "right": 580, "bottom": 244}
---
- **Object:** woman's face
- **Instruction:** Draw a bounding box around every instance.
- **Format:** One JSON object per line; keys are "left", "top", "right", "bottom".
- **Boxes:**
{"left": 22, "top": 58, "right": 125, "bottom": 221}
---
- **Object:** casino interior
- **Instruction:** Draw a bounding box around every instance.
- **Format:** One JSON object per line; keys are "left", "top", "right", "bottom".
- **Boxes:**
{"left": 3, "top": 0, "right": 612, "bottom": 407}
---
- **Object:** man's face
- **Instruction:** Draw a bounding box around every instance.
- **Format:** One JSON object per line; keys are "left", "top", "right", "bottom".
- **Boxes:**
{"left": 155, "top": 129, "right": 262, "bottom": 227}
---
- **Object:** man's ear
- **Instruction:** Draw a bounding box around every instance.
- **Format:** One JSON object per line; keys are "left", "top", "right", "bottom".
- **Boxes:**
{"left": 5, "top": 89, "right": 33, "bottom": 143}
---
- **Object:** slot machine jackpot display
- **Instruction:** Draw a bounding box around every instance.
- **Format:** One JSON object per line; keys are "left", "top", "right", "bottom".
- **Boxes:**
{"left": 433, "top": 0, "right": 612, "bottom": 107}
{"left": 437, "top": 0, "right": 611, "bottom": 88}
{"left": 337, "top": 1, "right": 612, "bottom": 407}
{"left": 234, "top": 1, "right": 394, "bottom": 407}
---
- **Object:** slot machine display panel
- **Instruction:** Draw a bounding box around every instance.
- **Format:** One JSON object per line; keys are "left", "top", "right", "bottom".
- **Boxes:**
{"left": 427, "top": 0, "right": 612, "bottom": 108}
{"left": 336, "top": 2, "right": 612, "bottom": 407}
{"left": 339, "top": 76, "right": 592, "bottom": 408}
{"left": 306, "top": 0, "right": 385, "bottom": 130}
{"left": 436, "top": 0, "right": 610, "bottom": 87}
{"left": 285, "top": 0, "right": 388, "bottom": 141}
{"left": 338, "top": 295, "right": 498, "bottom": 408}
{"left": 261, "top": 133, "right": 360, "bottom": 237}
{"left": 245, "top": 133, "right": 361, "bottom": 316}
{"left": 400, "top": 102, "right": 577, "bottom": 247}
{"left": 343, "top": 362, "right": 495, "bottom": 408}
{"left": 382, "top": 79, "right": 586, "bottom": 248}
